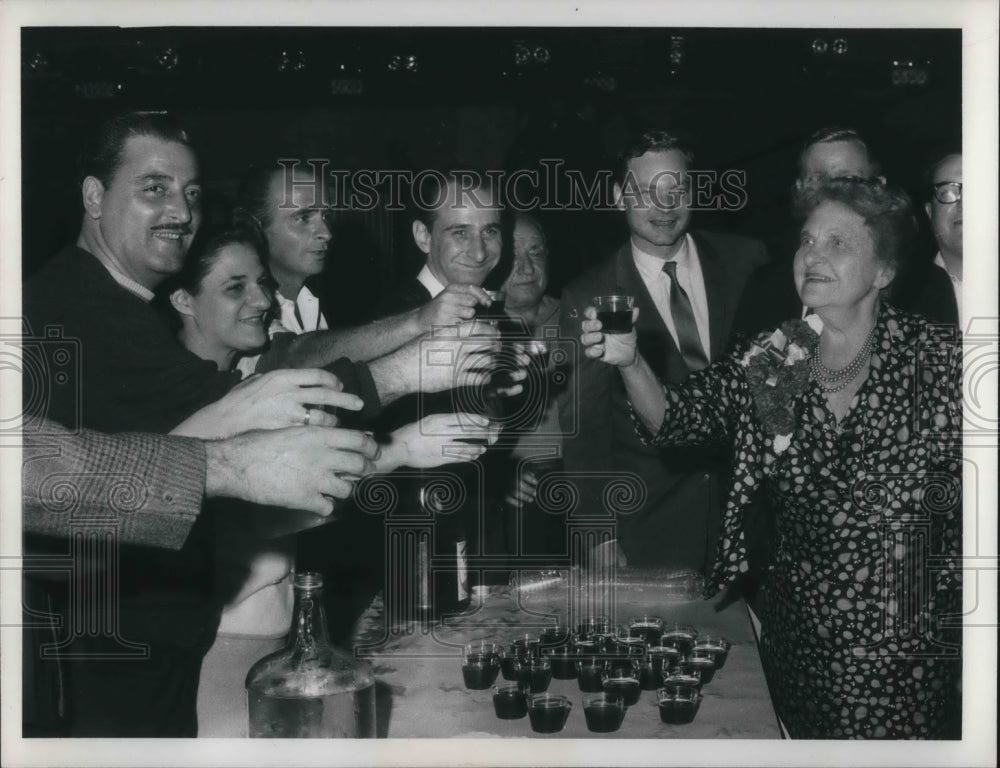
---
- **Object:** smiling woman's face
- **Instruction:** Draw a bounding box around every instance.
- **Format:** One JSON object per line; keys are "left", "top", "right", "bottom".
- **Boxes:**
{"left": 794, "top": 200, "right": 893, "bottom": 314}
{"left": 181, "top": 242, "right": 274, "bottom": 361}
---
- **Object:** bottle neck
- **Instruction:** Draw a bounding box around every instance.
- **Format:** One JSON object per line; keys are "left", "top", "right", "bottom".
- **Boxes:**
{"left": 290, "top": 587, "right": 330, "bottom": 651}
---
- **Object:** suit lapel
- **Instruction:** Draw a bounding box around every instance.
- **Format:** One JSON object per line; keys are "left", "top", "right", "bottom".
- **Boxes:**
{"left": 691, "top": 232, "right": 730, "bottom": 359}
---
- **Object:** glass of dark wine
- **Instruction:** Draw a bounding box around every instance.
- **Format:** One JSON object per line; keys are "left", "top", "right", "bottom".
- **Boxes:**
{"left": 593, "top": 295, "right": 635, "bottom": 334}
{"left": 475, "top": 289, "right": 507, "bottom": 324}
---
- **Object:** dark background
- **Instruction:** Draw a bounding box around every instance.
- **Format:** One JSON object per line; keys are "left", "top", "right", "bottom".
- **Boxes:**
{"left": 21, "top": 27, "right": 961, "bottom": 324}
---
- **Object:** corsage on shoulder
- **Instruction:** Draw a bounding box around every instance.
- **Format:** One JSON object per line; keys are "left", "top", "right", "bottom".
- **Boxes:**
{"left": 740, "top": 315, "right": 822, "bottom": 454}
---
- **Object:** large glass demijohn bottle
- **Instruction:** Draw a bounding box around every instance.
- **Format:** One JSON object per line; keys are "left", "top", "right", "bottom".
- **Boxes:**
{"left": 245, "top": 572, "right": 375, "bottom": 737}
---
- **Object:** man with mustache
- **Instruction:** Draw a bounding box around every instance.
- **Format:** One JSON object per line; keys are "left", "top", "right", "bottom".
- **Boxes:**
{"left": 558, "top": 129, "right": 768, "bottom": 573}
{"left": 20, "top": 112, "right": 380, "bottom": 736}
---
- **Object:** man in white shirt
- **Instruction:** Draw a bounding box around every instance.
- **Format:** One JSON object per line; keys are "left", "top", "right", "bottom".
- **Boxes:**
{"left": 559, "top": 130, "right": 769, "bottom": 572}
{"left": 235, "top": 159, "right": 498, "bottom": 407}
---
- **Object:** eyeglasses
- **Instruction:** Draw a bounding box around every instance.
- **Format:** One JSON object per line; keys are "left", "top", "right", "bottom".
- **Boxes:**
{"left": 931, "top": 182, "right": 962, "bottom": 205}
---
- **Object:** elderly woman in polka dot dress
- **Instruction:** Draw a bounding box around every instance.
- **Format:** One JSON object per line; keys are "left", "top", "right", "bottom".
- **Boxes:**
{"left": 580, "top": 178, "right": 962, "bottom": 739}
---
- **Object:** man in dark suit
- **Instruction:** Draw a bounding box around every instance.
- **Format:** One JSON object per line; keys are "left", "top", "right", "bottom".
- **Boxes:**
{"left": 893, "top": 150, "right": 962, "bottom": 327}
{"left": 360, "top": 168, "right": 522, "bottom": 610}
{"left": 558, "top": 130, "right": 768, "bottom": 575}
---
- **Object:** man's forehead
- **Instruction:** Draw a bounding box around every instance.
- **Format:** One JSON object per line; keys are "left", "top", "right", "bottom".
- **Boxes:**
{"left": 269, "top": 168, "right": 326, "bottom": 210}
{"left": 434, "top": 183, "right": 501, "bottom": 227}
{"left": 801, "top": 141, "right": 869, "bottom": 175}
{"left": 932, "top": 154, "right": 962, "bottom": 183}
{"left": 116, "top": 135, "right": 199, "bottom": 182}
{"left": 627, "top": 149, "right": 689, "bottom": 181}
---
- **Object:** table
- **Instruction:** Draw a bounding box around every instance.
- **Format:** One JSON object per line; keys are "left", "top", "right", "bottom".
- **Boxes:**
{"left": 352, "top": 577, "right": 781, "bottom": 739}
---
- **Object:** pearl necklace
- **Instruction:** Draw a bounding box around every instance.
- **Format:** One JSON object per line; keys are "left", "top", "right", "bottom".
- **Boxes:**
{"left": 810, "top": 324, "right": 877, "bottom": 393}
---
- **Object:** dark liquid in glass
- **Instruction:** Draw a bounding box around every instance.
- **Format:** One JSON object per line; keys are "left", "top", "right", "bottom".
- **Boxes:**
{"left": 658, "top": 698, "right": 698, "bottom": 724}
{"left": 492, "top": 689, "right": 528, "bottom": 719}
{"left": 500, "top": 655, "right": 519, "bottom": 681}
{"left": 527, "top": 700, "right": 570, "bottom": 733}
{"left": 603, "top": 677, "right": 641, "bottom": 706}
{"left": 515, "top": 664, "right": 552, "bottom": 693}
{"left": 638, "top": 661, "right": 659, "bottom": 690}
{"left": 695, "top": 643, "right": 729, "bottom": 669}
{"left": 584, "top": 701, "right": 625, "bottom": 733}
{"left": 577, "top": 664, "right": 605, "bottom": 693}
{"left": 545, "top": 650, "right": 578, "bottom": 680}
{"left": 596, "top": 308, "right": 633, "bottom": 334}
{"left": 462, "top": 655, "right": 499, "bottom": 689}
{"left": 683, "top": 656, "right": 716, "bottom": 685}
{"left": 476, "top": 298, "right": 507, "bottom": 321}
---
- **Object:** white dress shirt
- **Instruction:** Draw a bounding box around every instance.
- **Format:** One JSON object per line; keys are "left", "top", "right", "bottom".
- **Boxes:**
{"left": 236, "top": 284, "right": 328, "bottom": 377}
{"left": 630, "top": 234, "right": 711, "bottom": 359}
{"left": 934, "top": 252, "right": 963, "bottom": 328}
{"left": 417, "top": 263, "right": 447, "bottom": 299}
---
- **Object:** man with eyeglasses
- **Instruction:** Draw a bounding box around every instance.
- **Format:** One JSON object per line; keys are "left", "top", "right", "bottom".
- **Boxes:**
{"left": 895, "top": 150, "right": 962, "bottom": 327}
{"left": 734, "top": 126, "right": 884, "bottom": 337}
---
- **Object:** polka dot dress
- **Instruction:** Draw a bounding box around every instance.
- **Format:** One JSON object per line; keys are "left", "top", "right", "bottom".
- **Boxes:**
{"left": 636, "top": 305, "right": 962, "bottom": 739}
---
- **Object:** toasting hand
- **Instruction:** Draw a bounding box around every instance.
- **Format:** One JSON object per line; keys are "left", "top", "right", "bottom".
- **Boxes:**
{"left": 376, "top": 412, "right": 501, "bottom": 471}
{"left": 171, "top": 369, "right": 364, "bottom": 440}
{"left": 415, "top": 283, "right": 493, "bottom": 330}
{"left": 580, "top": 306, "right": 640, "bottom": 367}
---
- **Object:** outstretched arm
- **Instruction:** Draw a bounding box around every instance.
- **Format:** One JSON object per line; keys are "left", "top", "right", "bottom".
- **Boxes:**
{"left": 261, "top": 284, "right": 493, "bottom": 367}
{"left": 580, "top": 306, "right": 739, "bottom": 447}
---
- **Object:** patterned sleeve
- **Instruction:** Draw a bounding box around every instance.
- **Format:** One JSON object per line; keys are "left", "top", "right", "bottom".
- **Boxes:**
{"left": 631, "top": 352, "right": 753, "bottom": 449}
{"left": 23, "top": 423, "right": 207, "bottom": 550}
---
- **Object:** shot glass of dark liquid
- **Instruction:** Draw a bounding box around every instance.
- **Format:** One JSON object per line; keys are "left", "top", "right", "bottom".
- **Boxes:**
{"left": 527, "top": 694, "right": 572, "bottom": 734}
{"left": 539, "top": 625, "right": 571, "bottom": 650}
{"left": 576, "top": 658, "right": 607, "bottom": 693}
{"left": 693, "top": 635, "right": 731, "bottom": 670}
{"left": 637, "top": 658, "right": 660, "bottom": 690}
{"left": 660, "top": 624, "right": 699, "bottom": 656}
{"left": 682, "top": 650, "right": 717, "bottom": 685}
{"left": 493, "top": 682, "right": 529, "bottom": 719}
{"left": 628, "top": 615, "right": 665, "bottom": 647}
{"left": 583, "top": 692, "right": 626, "bottom": 733}
{"left": 475, "top": 289, "right": 507, "bottom": 324}
{"left": 514, "top": 657, "right": 553, "bottom": 693}
{"left": 657, "top": 682, "right": 702, "bottom": 724}
{"left": 593, "top": 295, "right": 635, "bottom": 334}
{"left": 542, "top": 646, "right": 579, "bottom": 680}
{"left": 602, "top": 669, "right": 642, "bottom": 706}
{"left": 647, "top": 646, "right": 681, "bottom": 686}
{"left": 464, "top": 641, "right": 503, "bottom": 662}
{"left": 462, "top": 652, "right": 501, "bottom": 689}
{"left": 510, "top": 634, "right": 541, "bottom": 659}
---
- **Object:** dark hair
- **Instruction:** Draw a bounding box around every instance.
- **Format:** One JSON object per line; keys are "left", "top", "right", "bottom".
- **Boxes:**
{"left": 921, "top": 147, "right": 962, "bottom": 202}
{"left": 78, "top": 110, "right": 193, "bottom": 188}
{"left": 798, "top": 125, "right": 880, "bottom": 179}
{"left": 162, "top": 206, "right": 270, "bottom": 300}
{"left": 409, "top": 167, "right": 499, "bottom": 229}
{"left": 237, "top": 157, "right": 332, "bottom": 234}
{"left": 794, "top": 178, "right": 916, "bottom": 284}
{"left": 615, "top": 130, "right": 694, "bottom": 185}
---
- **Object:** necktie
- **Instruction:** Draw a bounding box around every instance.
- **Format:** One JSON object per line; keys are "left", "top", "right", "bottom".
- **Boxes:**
{"left": 662, "top": 260, "right": 709, "bottom": 371}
